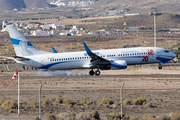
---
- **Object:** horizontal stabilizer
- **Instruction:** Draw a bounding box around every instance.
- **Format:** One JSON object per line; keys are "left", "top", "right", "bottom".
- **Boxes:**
{"left": 13, "top": 56, "right": 30, "bottom": 61}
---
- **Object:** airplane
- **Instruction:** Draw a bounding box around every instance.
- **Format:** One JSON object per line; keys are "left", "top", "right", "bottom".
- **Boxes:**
{"left": 7, "top": 25, "right": 176, "bottom": 76}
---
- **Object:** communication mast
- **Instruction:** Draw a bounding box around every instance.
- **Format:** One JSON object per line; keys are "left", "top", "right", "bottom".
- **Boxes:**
{"left": 123, "top": 19, "right": 127, "bottom": 36}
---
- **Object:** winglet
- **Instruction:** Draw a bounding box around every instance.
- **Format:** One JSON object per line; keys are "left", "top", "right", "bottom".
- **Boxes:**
{"left": 52, "top": 47, "right": 58, "bottom": 53}
{"left": 83, "top": 42, "right": 93, "bottom": 55}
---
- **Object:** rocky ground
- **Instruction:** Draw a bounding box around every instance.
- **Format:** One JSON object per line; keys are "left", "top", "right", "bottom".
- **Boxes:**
{"left": 0, "top": 65, "right": 180, "bottom": 119}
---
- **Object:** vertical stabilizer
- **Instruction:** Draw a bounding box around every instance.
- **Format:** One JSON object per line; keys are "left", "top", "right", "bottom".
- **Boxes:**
{"left": 8, "top": 25, "right": 51, "bottom": 56}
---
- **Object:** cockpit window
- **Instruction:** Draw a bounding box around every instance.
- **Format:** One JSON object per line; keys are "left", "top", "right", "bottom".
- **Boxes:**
{"left": 164, "top": 50, "right": 169, "bottom": 53}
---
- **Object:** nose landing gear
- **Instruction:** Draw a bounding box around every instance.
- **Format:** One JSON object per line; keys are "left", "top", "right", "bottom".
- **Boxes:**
{"left": 159, "top": 66, "right": 162, "bottom": 69}
{"left": 89, "top": 69, "right": 101, "bottom": 76}
{"left": 159, "top": 63, "right": 162, "bottom": 70}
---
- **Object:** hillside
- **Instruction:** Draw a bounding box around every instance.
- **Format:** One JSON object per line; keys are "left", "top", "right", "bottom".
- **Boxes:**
{"left": 83, "top": 14, "right": 180, "bottom": 31}
{"left": 24, "top": 0, "right": 56, "bottom": 9}
{"left": 85, "top": 0, "right": 180, "bottom": 15}
{"left": 0, "top": 0, "right": 26, "bottom": 10}
{"left": 0, "top": 0, "right": 56, "bottom": 10}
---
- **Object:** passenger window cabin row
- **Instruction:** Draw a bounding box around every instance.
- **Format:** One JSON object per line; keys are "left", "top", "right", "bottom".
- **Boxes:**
{"left": 50, "top": 52, "right": 148, "bottom": 61}
{"left": 50, "top": 56, "right": 90, "bottom": 61}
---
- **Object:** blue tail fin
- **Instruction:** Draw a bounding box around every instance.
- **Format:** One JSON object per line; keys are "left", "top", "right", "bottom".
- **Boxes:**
{"left": 8, "top": 25, "right": 51, "bottom": 56}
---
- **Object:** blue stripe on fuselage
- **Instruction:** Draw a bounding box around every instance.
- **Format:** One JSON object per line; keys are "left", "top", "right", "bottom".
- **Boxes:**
{"left": 11, "top": 38, "right": 33, "bottom": 46}
{"left": 156, "top": 57, "right": 171, "bottom": 62}
{"left": 39, "top": 56, "right": 143, "bottom": 69}
{"left": 39, "top": 61, "right": 72, "bottom": 69}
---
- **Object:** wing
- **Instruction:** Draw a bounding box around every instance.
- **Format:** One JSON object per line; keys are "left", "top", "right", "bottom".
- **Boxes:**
{"left": 83, "top": 42, "right": 110, "bottom": 69}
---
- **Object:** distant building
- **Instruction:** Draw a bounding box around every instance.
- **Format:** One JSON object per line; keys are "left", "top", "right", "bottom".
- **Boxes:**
{"left": 31, "top": 30, "right": 50, "bottom": 36}
{"left": 49, "top": 23, "right": 65, "bottom": 30}
{"left": 125, "top": 13, "right": 140, "bottom": 16}
{"left": 41, "top": 25, "right": 50, "bottom": 30}
{"left": 2, "top": 21, "right": 13, "bottom": 29}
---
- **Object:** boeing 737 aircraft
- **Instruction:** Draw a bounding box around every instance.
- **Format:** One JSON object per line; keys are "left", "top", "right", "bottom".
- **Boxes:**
{"left": 7, "top": 25, "right": 176, "bottom": 76}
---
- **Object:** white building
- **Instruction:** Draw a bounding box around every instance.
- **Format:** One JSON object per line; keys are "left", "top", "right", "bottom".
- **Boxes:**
{"left": 41, "top": 25, "right": 50, "bottom": 30}
{"left": 31, "top": 30, "right": 50, "bottom": 36}
{"left": 49, "top": 23, "right": 65, "bottom": 30}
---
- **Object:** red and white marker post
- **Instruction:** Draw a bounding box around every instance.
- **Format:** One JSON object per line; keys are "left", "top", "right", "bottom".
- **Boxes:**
{"left": 11, "top": 71, "right": 18, "bottom": 81}
{"left": 11, "top": 71, "right": 20, "bottom": 116}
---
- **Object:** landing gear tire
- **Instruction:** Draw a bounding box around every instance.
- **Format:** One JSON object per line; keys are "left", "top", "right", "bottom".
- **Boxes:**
{"left": 89, "top": 70, "right": 94, "bottom": 76}
{"left": 95, "top": 70, "right": 100, "bottom": 76}
{"left": 159, "top": 66, "right": 162, "bottom": 70}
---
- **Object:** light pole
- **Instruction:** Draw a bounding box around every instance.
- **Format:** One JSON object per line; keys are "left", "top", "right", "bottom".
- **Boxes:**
{"left": 154, "top": 12, "right": 156, "bottom": 47}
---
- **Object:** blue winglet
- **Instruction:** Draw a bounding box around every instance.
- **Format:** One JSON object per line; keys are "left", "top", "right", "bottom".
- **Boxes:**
{"left": 52, "top": 47, "right": 58, "bottom": 53}
{"left": 83, "top": 42, "right": 93, "bottom": 55}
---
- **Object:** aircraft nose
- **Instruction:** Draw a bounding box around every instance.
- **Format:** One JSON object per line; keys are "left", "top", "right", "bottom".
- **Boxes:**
{"left": 172, "top": 52, "right": 176, "bottom": 58}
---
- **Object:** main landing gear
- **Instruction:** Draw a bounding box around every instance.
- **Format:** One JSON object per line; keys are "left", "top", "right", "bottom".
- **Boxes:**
{"left": 89, "top": 69, "right": 100, "bottom": 76}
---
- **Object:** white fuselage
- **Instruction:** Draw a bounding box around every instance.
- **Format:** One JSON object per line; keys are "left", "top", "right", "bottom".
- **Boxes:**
{"left": 15, "top": 47, "right": 176, "bottom": 70}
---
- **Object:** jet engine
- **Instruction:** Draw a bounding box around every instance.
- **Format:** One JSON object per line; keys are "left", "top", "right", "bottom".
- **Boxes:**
{"left": 100, "top": 60, "right": 127, "bottom": 70}
{"left": 110, "top": 60, "right": 127, "bottom": 70}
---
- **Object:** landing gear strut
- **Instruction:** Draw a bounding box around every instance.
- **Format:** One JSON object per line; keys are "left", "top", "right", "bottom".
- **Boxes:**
{"left": 89, "top": 69, "right": 101, "bottom": 76}
{"left": 159, "top": 63, "right": 162, "bottom": 70}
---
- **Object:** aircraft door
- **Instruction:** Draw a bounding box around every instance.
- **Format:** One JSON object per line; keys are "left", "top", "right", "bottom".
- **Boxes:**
{"left": 148, "top": 49, "right": 155, "bottom": 62}
{"left": 157, "top": 50, "right": 161, "bottom": 56}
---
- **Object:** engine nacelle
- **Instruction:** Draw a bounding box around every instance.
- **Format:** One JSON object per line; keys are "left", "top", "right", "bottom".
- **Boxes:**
{"left": 110, "top": 60, "right": 127, "bottom": 70}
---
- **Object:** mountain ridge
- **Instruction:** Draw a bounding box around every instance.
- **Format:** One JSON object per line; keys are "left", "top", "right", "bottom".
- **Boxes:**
{"left": 0, "top": 0, "right": 56, "bottom": 10}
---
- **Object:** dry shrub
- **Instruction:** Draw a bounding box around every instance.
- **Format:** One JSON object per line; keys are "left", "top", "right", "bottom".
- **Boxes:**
{"left": 19, "top": 101, "right": 24, "bottom": 105}
{"left": 31, "top": 100, "right": 35, "bottom": 105}
{"left": 171, "top": 111, "right": 180, "bottom": 120}
{"left": 135, "top": 97, "right": 146, "bottom": 105}
{"left": 9, "top": 109, "right": 13, "bottom": 113}
{"left": 81, "top": 98, "right": 91, "bottom": 105}
{"left": 64, "top": 98, "right": 76, "bottom": 107}
{"left": 25, "top": 103, "right": 31, "bottom": 109}
{"left": 76, "top": 112, "right": 91, "bottom": 120}
{"left": 114, "top": 101, "right": 121, "bottom": 106}
{"left": 57, "top": 111, "right": 99, "bottom": 120}
{"left": 68, "top": 112, "right": 76, "bottom": 118}
{"left": 90, "top": 110, "right": 100, "bottom": 119}
{"left": 45, "top": 113, "right": 56, "bottom": 120}
{"left": 33, "top": 104, "right": 38, "bottom": 108}
{"left": 130, "top": 116, "right": 141, "bottom": 120}
{"left": 123, "top": 99, "right": 131, "bottom": 105}
{"left": 42, "top": 98, "right": 49, "bottom": 107}
{"left": 158, "top": 115, "right": 171, "bottom": 120}
{"left": 133, "top": 100, "right": 140, "bottom": 105}
{"left": 34, "top": 116, "right": 40, "bottom": 120}
{"left": 106, "top": 112, "right": 125, "bottom": 120}
{"left": 54, "top": 97, "right": 63, "bottom": 104}
{"left": 1, "top": 100, "right": 18, "bottom": 109}
{"left": 99, "top": 98, "right": 113, "bottom": 105}
{"left": 57, "top": 113, "right": 69, "bottom": 120}
{"left": 57, "top": 112, "right": 76, "bottom": 120}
